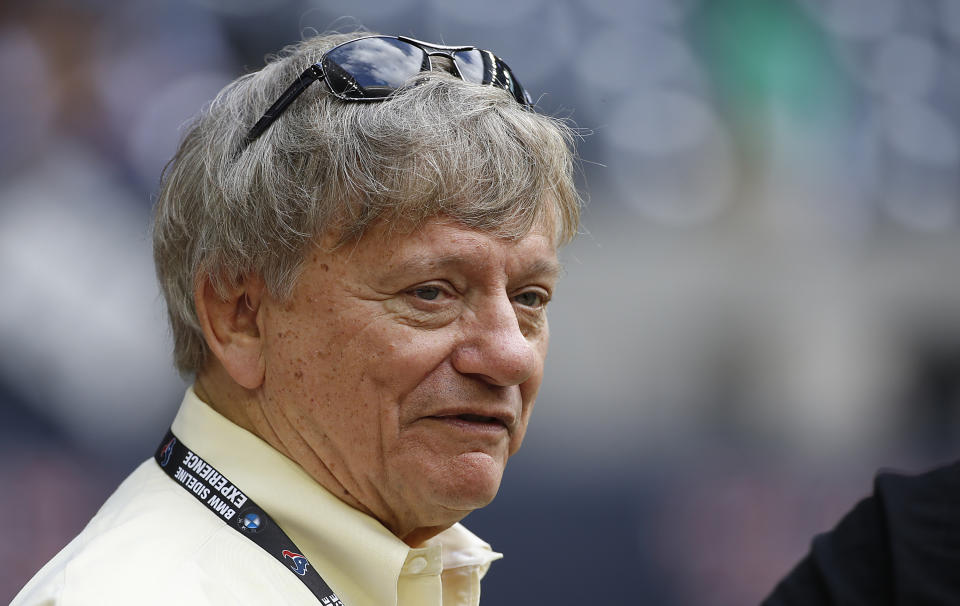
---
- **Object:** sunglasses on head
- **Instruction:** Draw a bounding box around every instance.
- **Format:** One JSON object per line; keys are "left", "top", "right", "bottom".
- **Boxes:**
{"left": 241, "top": 35, "right": 533, "bottom": 150}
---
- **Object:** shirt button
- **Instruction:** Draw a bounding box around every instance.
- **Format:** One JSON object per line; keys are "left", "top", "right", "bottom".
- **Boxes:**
{"left": 405, "top": 556, "right": 428, "bottom": 574}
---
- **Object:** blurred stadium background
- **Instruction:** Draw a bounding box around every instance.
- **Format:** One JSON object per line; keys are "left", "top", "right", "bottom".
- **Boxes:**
{"left": 4, "top": 0, "right": 960, "bottom": 603}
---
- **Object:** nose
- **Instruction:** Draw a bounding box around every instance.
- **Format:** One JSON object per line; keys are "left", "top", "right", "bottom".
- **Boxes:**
{"left": 450, "top": 295, "right": 542, "bottom": 387}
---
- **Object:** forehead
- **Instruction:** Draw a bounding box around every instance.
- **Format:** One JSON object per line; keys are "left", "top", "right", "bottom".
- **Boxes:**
{"left": 324, "top": 216, "right": 560, "bottom": 278}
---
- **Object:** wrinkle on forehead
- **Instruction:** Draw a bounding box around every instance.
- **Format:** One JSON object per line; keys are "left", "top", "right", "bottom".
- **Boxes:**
{"left": 386, "top": 251, "right": 562, "bottom": 281}
{"left": 318, "top": 206, "right": 562, "bottom": 254}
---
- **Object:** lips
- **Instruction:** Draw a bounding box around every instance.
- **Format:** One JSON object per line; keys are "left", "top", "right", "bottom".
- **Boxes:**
{"left": 427, "top": 409, "right": 514, "bottom": 431}
{"left": 454, "top": 413, "right": 501, "bottom": 424}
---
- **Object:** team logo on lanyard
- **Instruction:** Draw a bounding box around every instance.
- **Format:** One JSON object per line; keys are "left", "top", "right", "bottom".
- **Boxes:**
{"left": 159, "top": 437, "right": 176, "bottom": 467}
{"left": 282, "top": 550, "right": 311, "bottom": 576}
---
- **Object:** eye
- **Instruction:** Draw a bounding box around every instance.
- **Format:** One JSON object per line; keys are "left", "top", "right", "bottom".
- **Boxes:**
{"left": 513, "top": 290, "right": 547, "bottom": 308}
{"left": 411, "top": 286, "right": 442, "bottom": 301}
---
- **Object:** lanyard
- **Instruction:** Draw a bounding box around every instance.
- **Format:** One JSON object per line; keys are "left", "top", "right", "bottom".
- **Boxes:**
{"left": 154, "top": 429, "right": 346, "bottom": 605}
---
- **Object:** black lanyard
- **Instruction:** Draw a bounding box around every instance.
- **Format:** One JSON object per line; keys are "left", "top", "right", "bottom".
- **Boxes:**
{"left": 154, "top": 429, "right": 346, "bottom": 605}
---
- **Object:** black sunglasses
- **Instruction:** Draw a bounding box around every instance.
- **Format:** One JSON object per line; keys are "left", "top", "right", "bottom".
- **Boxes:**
{"left": 241, "top": 35, "right": 533, "bottom": 150}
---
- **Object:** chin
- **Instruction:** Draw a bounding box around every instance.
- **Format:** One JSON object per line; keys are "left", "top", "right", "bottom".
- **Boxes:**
{"left": 431, "top": 451, "right": 506, "bottom": 512}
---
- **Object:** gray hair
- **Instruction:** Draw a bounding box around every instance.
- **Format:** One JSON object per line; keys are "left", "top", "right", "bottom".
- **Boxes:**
{"left": 153, "top": 32, "right": 581, "bottom": 374}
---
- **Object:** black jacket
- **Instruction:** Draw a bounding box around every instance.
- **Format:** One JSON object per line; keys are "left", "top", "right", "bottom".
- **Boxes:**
{"left": 763, "top": 461, "right": 960, "bottom": 605}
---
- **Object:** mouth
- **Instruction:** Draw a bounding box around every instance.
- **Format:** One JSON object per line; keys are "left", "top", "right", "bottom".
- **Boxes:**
{"left": 427, "top": 412, "right": 511, "bottom": 433}
{"left": 453, "top": 413, "right": 502, "bottom": 425}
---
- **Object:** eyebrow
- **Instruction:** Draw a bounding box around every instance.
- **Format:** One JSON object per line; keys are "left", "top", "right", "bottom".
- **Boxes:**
{"left": 521, "top": 258, "right": 565, "bottom": 281}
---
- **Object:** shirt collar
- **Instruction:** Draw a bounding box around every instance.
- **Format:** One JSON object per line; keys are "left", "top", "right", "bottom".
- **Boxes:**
{"left": 170, "top": 387, "right": 500, "bottom": 606}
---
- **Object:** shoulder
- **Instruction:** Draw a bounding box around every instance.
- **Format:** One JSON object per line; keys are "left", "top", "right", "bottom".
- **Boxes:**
{"left": 870, "top": 461, "right": 960, "bottom": 600}
{"left": 762, "top": 460, "right": 960, "bottom": 606}
{"left": 873, "top": 459, "right": 960, "bottom": 517}
{"left": 13, "top": 460, "right": 302, "bottom": 606}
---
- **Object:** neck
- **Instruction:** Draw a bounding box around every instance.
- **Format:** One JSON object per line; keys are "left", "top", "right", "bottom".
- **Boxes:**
{"left": 194, "top": 366, "right": 269, "bottom": 449}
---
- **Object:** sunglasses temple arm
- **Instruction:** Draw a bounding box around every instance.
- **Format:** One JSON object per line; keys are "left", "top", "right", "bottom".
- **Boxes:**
{"left": 240, "top": 64, "right": 325, "bottom": 151}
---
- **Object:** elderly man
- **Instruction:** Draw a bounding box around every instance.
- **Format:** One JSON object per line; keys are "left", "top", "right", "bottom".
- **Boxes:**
{"left": 13, "top": 32, "right": 579, "bottom": 606}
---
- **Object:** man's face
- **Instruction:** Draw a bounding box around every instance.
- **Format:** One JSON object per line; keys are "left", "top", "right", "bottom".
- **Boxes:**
{"left": 257, "top": 216, "right": 560, "bottom": 540}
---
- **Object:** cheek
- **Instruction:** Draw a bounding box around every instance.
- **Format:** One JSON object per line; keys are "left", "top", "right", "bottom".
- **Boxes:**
{"left": 261, "top": 307, "right": 363, "bottom": 427}
{"left": 520, "top": 330, "right": 549, "bottom": 400}
{"left": 510, "top": 335, "right": 549, "bottom": 453}
{"left": 267, "top": 310, "right": 456, "bottom": 425}
{"left": 510, "top": 380, "right": 539, "bottom": 454}
{"left": 355, "top": 324, "right": 456, "bottom": 389}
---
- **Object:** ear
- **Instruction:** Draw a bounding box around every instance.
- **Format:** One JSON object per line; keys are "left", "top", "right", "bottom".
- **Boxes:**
{"left": 194, "top": 274, "right": 267, "bottom": 390}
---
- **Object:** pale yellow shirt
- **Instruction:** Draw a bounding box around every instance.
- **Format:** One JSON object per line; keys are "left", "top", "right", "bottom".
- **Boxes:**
{"left": 13, "top": 388, "right": 502, "bottom": 606}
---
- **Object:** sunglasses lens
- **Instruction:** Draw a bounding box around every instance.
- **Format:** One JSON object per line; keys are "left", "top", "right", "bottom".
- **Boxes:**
{"left": 322, "top": 37, "right": 429, "bottom": 99}
{"left": 453, "top": 50, "right": 531, "bottom": 106}
{"left": 452, "top": 49, "right": 489, "bottom": 85}
{"left": 493, "top": 57, "right": 532, "bottom": 106}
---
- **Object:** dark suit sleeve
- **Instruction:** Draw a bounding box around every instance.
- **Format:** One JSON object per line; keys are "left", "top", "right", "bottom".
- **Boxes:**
{"left": 762, "top": 461, "right": 960, "bottom": 606}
